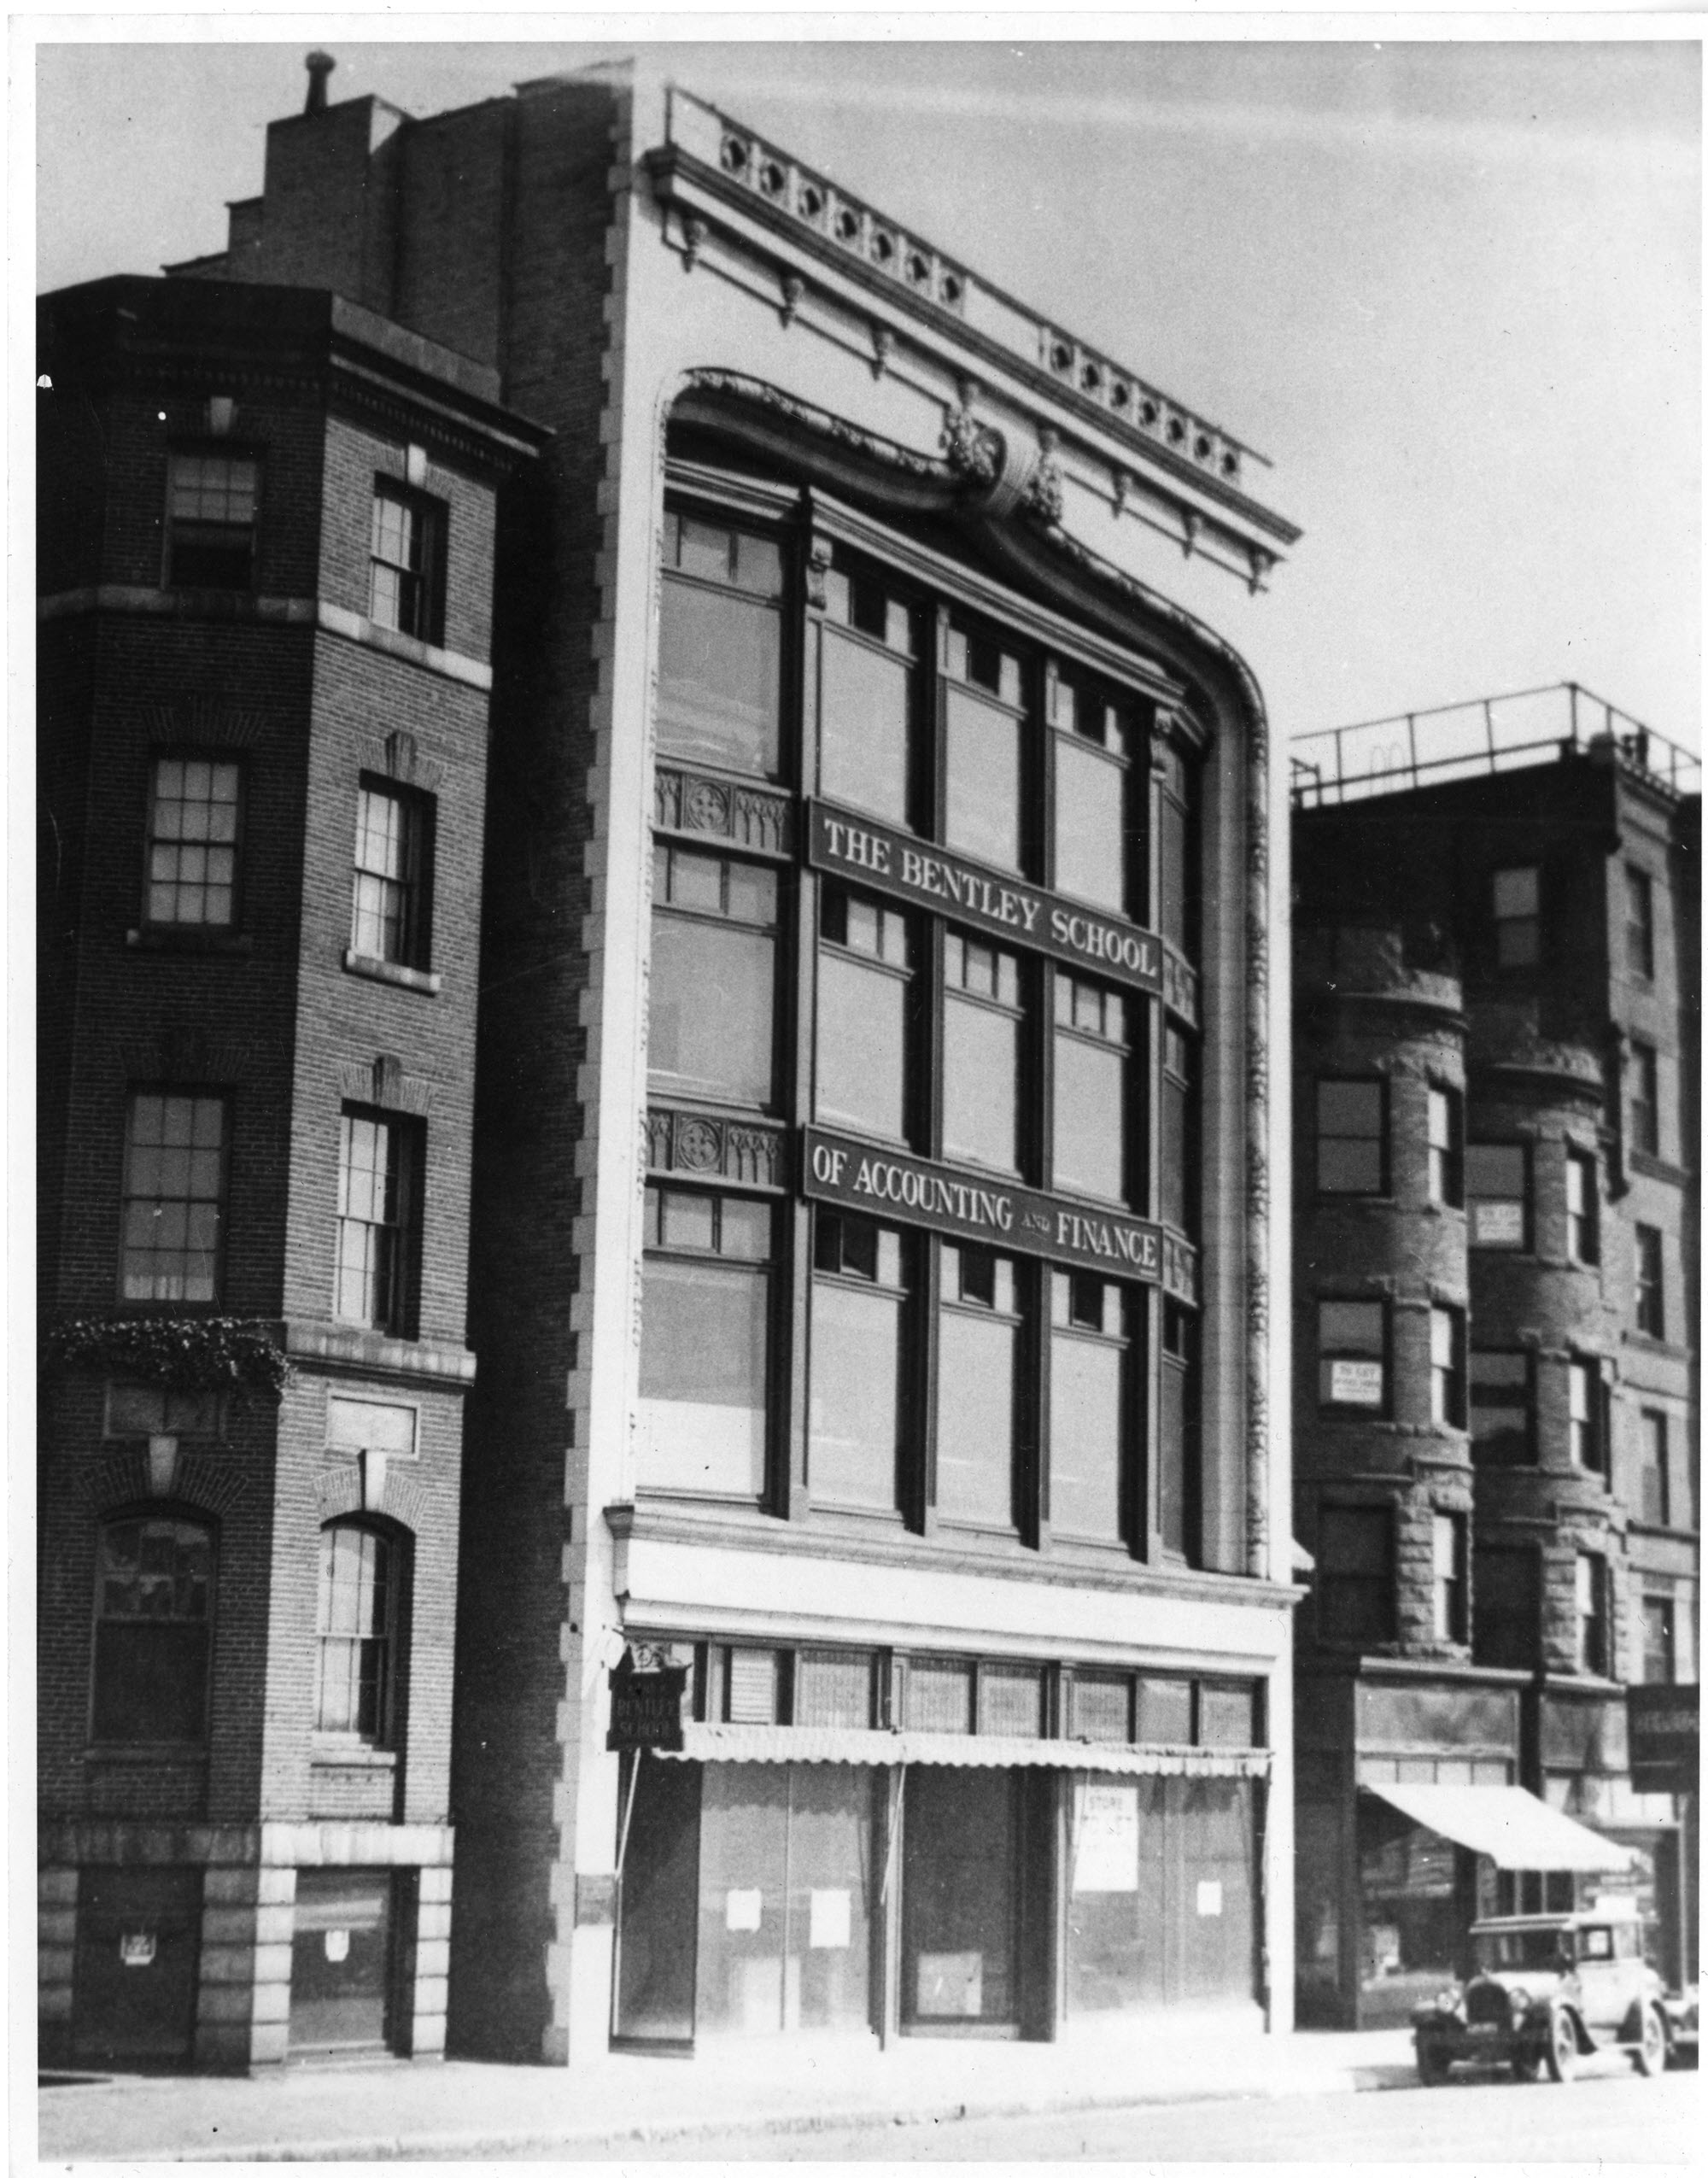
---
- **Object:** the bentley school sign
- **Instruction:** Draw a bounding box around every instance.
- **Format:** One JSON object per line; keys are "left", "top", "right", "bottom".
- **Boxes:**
{"left": 804, "top": 1127, "right": 1196, "bottom": 1303}
{"left": 809, "top": 802, "right": 1196, "bottom": 1022}
{"left": 606, "top": 1653, "right": 687, "bottom": 1753}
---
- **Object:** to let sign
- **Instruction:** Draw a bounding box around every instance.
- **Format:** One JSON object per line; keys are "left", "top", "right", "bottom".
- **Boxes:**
{"left": 607, "top": 1654, "right": 688, "bottom": 1753}
{"left": 1626, "top": 1683, "right": 1698, "bottom": 1796}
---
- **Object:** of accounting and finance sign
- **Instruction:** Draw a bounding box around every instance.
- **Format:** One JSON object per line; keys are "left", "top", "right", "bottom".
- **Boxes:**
{"left": 808, "top": 802, "right": 1197, "bottom": 1024}
{"left": 804, "top": 1127, "right": 1196, "bottom": 1303}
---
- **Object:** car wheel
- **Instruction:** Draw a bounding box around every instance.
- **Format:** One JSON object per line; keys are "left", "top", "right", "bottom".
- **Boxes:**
{"left": 1632, "top": 2005, "right": 1666, "bottom": 2078}
{"left": 1543, "top": 2009, "right": 1579, "bottom": 2084}
{"left": 1418, "top": 2045, "right": 1451, "bottom": 2087}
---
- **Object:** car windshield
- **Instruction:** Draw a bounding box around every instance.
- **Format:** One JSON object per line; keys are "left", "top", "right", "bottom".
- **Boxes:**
{"left": 1474, "top": 1928, "right": 1576, "bottom": 1970}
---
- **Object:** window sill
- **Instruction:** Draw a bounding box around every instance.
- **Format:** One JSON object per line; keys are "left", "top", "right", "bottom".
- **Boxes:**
{"left": 126, "top": 927, "right": 253, "bottom": 955}
{"left": 311, "top": 1736, "right": 398, "bottom": 1769}
{"left": 343, "top": 950, "right": 442, "bottom": 997}
{"left": 1629, "top": 1149, "right": 1693, "bottom": 1186}
{"left": 83, "top": 1743, "right": 209, "bottom": 1764}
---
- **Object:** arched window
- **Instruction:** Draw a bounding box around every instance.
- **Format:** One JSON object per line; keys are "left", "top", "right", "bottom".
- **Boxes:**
{"left": 314, "top": 1522, "right": 402, "bottom": 1745}
{"left": 91, "top": 1513, "right": 214, "bottom": 1742}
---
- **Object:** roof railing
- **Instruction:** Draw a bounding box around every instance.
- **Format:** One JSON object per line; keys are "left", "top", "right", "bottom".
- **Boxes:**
{"left": 1290, "top": 681, "right": 1700, "bottom": 808}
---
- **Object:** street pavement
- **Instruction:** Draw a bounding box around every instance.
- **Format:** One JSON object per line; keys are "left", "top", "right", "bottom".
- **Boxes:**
{"left": 36, "top": 2029, "right": 1697, "bottom": 2164}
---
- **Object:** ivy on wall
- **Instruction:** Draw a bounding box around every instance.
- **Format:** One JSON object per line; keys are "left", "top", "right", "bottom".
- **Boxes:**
{"left": 43, "top": 1317, "right": 291, "bottom": 1396}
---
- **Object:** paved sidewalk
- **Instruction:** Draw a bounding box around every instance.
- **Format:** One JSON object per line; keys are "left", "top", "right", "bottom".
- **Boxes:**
{"left": 38, "top": 2028, "right": 1418, "bottom": 2163}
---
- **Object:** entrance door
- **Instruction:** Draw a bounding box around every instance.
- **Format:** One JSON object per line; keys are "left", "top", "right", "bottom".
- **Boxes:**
{"left": 72, "top": 1866, "right": 202, "bottom": 2069}
{"left": 290, "top": 1871, "right": 395, "bottom": 2054}
{"left": 901, "top": 1769, "right": 1022, "bottom": 2031}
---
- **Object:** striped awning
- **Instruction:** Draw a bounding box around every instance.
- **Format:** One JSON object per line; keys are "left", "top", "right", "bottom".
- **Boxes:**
{"left": 651, "top": 1723, "right": 1268, "bottom": 1777}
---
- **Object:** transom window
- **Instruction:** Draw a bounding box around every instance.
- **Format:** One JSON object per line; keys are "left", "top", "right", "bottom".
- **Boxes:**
{"left": 639, "top": 1186, "right": 774, "bottom": 1500}
{"left": 166, "top": 450, "right": 258, "bottom": 588}
{"left": 1316, "top": 1080, "right": 1385, "bottom": 1195}
{"left": 1467, "top": 1144, "right": 1527, "bottom": 1249}
{"left": 1319, "top": 1300, "right": 1385, "bottom": 1410}
{"left": 659, "top": 511, "right": 785, "bottom": 778}
{"left": 1427, "top": 1085, "right": 1462, "bottom": 1206}
{"left": 351, "top": 781, "right": 433, "bottom": 969}
{"left": 650, "top": 846, "right": 779, "bottom": 1110}
{"left": 145, "top": 758, "right": 240, "bottom": 927}
{"left": 120, "top": 1092, "right": 226, "bottom": 1304}
{"left": 941, "top": 932, "right": 1024, "bottom": 1174}
{"left": 92, "top": 1513, "right": 214, "bottom": 1742}
{"left": 1053, "top": 974, "right": 1128, "bottom": 1203}
{"left": 1491, "top": 865, "right": 1540, "bottom": 968}
{"left": 104, "top": 1382, "right": 223, "bottom": 1439}
{"left": 369, "top": 482, "right": 445, "bottom": 645}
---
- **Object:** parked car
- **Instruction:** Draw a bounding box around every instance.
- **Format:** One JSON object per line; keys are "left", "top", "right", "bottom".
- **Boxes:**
{"left": 1413, "top": 1900, "right": 1670, "bottom": 2084}
{"left": 1660, "top": 1980, "right": 1698, "bottom": 2067}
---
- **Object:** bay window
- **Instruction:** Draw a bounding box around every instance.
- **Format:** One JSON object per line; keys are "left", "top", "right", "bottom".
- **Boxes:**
{"left": 1049, "top": 1273, "right": 1128, "bottom": 1543}
{"left": 639, "top": 1186, "right": 773, "bottom": 1499}
{"left": 935, "top": 1244, "right": 1020, "bottom": 1530}
{"left": 816, "top": 887, "right": 911, "bottom": 1141}
{"left": 808, "top": 1211, "right": 908, "bottom": 1512}
{"left": 1053, "top": 974, "right": 1127, "bottom": 1203}
{"left": 650, "top": 846, "right": 778, "bottom": 1109}
{"left": 941, "top": 932, "right": 1023, "bottom": 1173}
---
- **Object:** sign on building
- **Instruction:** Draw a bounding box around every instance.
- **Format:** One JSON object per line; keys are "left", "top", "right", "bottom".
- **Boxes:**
{"left": 1626, "top": 1683, "right": 1698, "bottom": 1796}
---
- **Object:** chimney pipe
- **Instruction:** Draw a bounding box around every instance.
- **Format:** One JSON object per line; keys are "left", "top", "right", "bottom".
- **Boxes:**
{"left": 305, "top": 50, "right": 335, "bottom": 114}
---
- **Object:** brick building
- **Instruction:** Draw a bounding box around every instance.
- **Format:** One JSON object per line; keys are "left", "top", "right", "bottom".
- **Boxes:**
{"left": 1290, "top": 692, "right": 1699, "bottom": 2027}
{"left": 42, "top": 52, "right": 1301, "bottom": 2071}
{"left": 36, "top": 275, "right": 547, "bottom": 2067}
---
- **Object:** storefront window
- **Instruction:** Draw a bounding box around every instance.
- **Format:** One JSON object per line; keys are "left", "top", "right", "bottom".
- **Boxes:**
{"left": 942, "top": 933, "right": 1022, "bottom": 1173}
{"left": 650, "top": 846, "right": 778, "bottom": 1109}
{"left": 1357, "top": 1805, "right": 1461, "bottom": 2020}
{"left": 615, "top": 1754, "right": 702, "bottom": 2044}
{"left": 289, "top": 1871, "right": 395, "bottom": 2052}
{"left": 816, "top": 888, "right": 911, "bottom": 1141}
{"left": 1050, "top": 680, "right": 1130, "bottom": 912}
{"left": 638, "top": 1187, "right": 772, "bottom": 1498}
{"left": 903, "top": 1767, "right": 1021, "bottom": 2026}
{"left": 935, "top": 1245, "right": 1019, "bottom": 1530}
{"left": 658, "top": 512, "right": 784, "bottom": 777}
{"left": 1049, "top": 1273, "right": 1126, "bottom": 1543}
{"left": 810, "top": 1213, "right": 907, "bottom": 1512}
{"left": 1052, "top": 975, "right": 1126, "bottom": 1202}
{"left": 818, "top": 566, "right": 914, "bottom": 825}
{"left": 943, "top": 630, "right": 1024, "bottom": 872}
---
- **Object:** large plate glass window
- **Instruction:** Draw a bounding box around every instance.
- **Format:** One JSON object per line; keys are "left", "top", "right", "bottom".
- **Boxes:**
{"left": 658, "top": 511, "right": 785, "bottom": 778}
{"left": 639, "top": 1186, "right": 773, "bottom": 1499}
{"left": 809, "top": 1212, "right": 908, "bottom": 1513}
{"left": 941, "top": 626, "right": 1025, "bottom": 872}
{"left": 1050, "top": 677, "right": 1132, "bottom": 912}
{"left": 816, "top": 888, "right": 911, "bottom": 1142}
{"left": 1053, "top": 974, "right": 1127, "bottom": 1203}
{"left": 650, "top": 846, "right": 778, "bottom": 1109}
{"left": 816, "top": 561, "right": 915, "bottom": 825}
{"left": 941, "top": 932, "right": 1023, "bottom": 1174}
{"left": 935, "top": 1244, "right": 1020, "bottom": 1531}
{"left": 1049, "top": 1272, "right": 1128, "bottom": 1544}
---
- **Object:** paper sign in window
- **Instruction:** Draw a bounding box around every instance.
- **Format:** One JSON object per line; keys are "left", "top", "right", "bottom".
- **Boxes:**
{"left": 1472, "top": 1202, "right": 1524, "bottom": 1246}
{"left": 120, "top": 1932, "right": 156, "bottom": 1967}
{"left": 1072, "top": 1783, "right": 1140, "bottom": 1893}
{"left": 916, "top": 1951, "right": 983, "bottom": 2017}
{"left": 1196, "top": 1881, "right": 1223, "bottom": 1917}
{"left": 1330, "top": 1361, "right": 1383, "bottom": 1406}
{"left": 809, "top": 1888, "right": 852, "bottom": 1949}
{"left": 324, "top": 1929, "right": 350, "bottom": 1963}
{"left": 725, "top": 1888, "right": 763, "bottom": 1933}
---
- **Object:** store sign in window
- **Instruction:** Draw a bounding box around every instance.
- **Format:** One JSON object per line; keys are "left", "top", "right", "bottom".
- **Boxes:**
{"left": 1471, "top": 1200, "right": 1524, "bottom": 1247}
{"left": 1329, "top": 1360, "right": 1384, "bottom": 1407}
{"left": 1071, "top": 1782, "right": 1140, "bottom": 1894}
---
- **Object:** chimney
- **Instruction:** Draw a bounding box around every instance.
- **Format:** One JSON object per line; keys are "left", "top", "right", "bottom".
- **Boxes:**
{"left": 305, "top": 50, "right": 335, "bottom": 114}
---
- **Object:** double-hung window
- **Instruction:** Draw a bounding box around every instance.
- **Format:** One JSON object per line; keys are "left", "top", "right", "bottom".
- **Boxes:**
{"left": 91, "top": 1514, "right": 214, "bottom": 1742}
{"left": 1432, "top": 1513, "right": 1466, "bottom": 1643}
{"left": 144, "top": 758, "right": 241, "bottom": 928}
{"left": 816, "top": 888, "right": 911, "bottom": 1141}
{"left": 1626, "top": 864, "right": 1655, "bottom": 980}
{"left": 1318, "top": 1300, "right": 1385, "bottom": 1411}
{"left": 942, "top": 627, "right": 1025, "bottom": 872}
{"left": 639, "top": 1186, "right": 773, "bottom": 1499}
{"left": 809, "top": 1212, "right": 908, "bottom": 1511}
{"left": 935, "top": 1244, "right": 1021, "bottom": 1531}
{"left": 650, "top": 846, "right": 778, "bottom": 1109}
{"left": 1159, "top": 1025, "right": 1194, "bottom": 1235}
{"left": 816, "top": 562, "right": 914, "bottom": 823}
{"left": 335, "top": 1109, "right": 422, "bottom": 1336}
{"left": 1467, "top": 1144, "right": 1528, "bottom": 1250}
{"left": 1050, "top": 677, "right": 1132, "bottom": 912}
{"left": 1635, "top": 1225, "right": 1665, "bottom": 1337}
{"left": 1639, "top": 1410, "right": 1670, "bottom": 1525}
{"left": 1576, "top": 1554, "right": 1609, "bottom": 1676}
{"left": 1473, "top": 1544, "right": 1540, "bottom": 1670}
{"left": 1629, "top": 1041, "right": 1659, "bottom": 1156}
{"left": 315, "top": 1522, "right": 401, "bottom": 1745}
{"left": 1052, "top": 974, "right": 1127, "bottom": 1203}
{"left": 659, "top": 512, "right": 784, "bottom": 777}
{"left": 1641, "top": 1597, "right": 1676, "bottom": 1684}
{"left": 1430, "top": 1306, "right": 1465, "bottom": 1428}
{"left": 1569, "top": 1359, "right": 1605, "bottom": 1474}
{"left": 350, "top": 781, "right": 433, "bottom": 969}
{"left": 166, "top": 449, "right": 258, "bottom": 588}
{"left": 369, "top": 481, "right": 445, "bottom": 645}
{"left": 941, "top": 932, "right": 1023, "bottom": 1173}
{"left": 1316, "top": 1079, "right": 1385, "bottom": 1195}
{"left": 1317, "top": 1505, "right": 1394, "bottom": 1644}
{"left": 120, "top": 1092, "right": 227, "bottom": 1304}
{"left": 1427, "top": 1085, "right": 1462, "bottom": 1206}
{"left": 1492, "top": 865, "right": 1541, "bottom": 968}
{"left": 1565, "top": 1150, "right": 1598, "bottom": 1264}
{"left": 1049, "top": 1272, "right": 1129, "bottom": 1544}
{"left": 1470, "top": 1351, "right": 1533, "bottom": 1466}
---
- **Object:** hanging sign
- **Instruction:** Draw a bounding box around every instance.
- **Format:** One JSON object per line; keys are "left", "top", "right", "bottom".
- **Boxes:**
{"left": 804, "top": 1127, "right": 1196, "bottom": 1302}
{"left": 606, "top": 1650, "right": 687, "bottom": 1753}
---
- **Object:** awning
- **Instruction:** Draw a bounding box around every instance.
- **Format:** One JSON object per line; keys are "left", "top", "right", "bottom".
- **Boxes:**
{"left": 651, "top": 1723, "right": 1268, "bottom": 1777}
{"left": 1362, "top": 1782, "right": 1635, "bottom": 1873}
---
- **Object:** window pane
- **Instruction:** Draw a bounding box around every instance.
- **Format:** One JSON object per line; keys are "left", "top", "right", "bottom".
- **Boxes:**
{"left": 1050, "top": 1330, "right": 1123, "bottom": 1541}
{"left": 650, "top": 916, "right": 775, "bottom": 1107}
{"left": 944, "top": 686, "right": 1020, "bottom": 871}
{"left": 1053, "top": 737, "right": 1126, "bottom": 910}
{"left": 1319, "top": 1301, "right": 1383, "bottom": 1354}
{"left": 809, "top": 1281, "right": 902, "bottom": 1509}
{"left": 936, "top": 1309, "right": 1015, "bottom": 1527}
{"left": 122, "top": 1094, "right": 225, "bottom": 1303}
{"left": 820, "top": 627, "right": 910, "bottom": 823}
{"left": 658, "top": 579, "right": 781, "bottom": 776}
{"left": 1318, "top": 1081, "right": 1382, "bottom": 1138}
{"left": 1493, "top": 867, "right": 1539, "bottom": 919}
{"left": 816, "top": 951, "right": 906, "bottom": 1140}
{"left": 1318, "top": 1140, "right": 1383, "bottom": 1193}
{"left": 637, "top": 1257, "right": 769, "bottom": 1496}
{"left": 943, "top": 998, "right": 1018, "bottom": 1171}
{"left": 1053, "top": 1033, "right": 1124, "bottom": 1200}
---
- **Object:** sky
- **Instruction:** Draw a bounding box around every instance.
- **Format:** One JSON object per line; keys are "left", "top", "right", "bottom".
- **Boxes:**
{"left": 26, "top": 26, "right": 1703, "bottom": 756}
